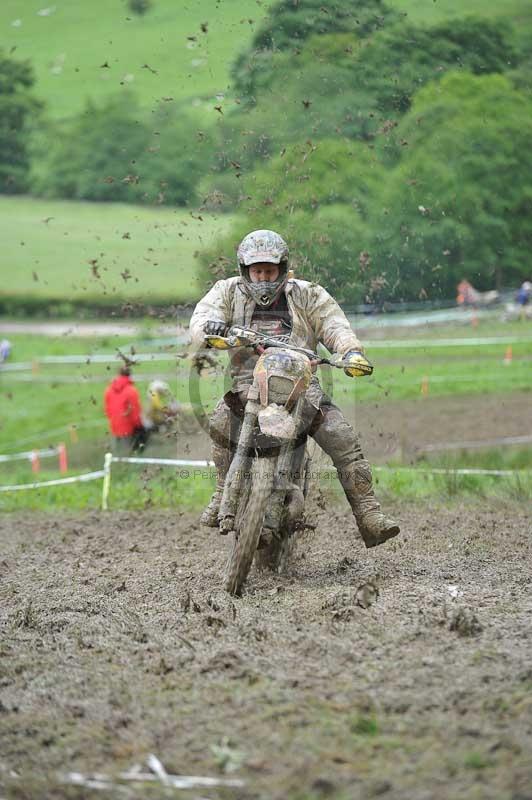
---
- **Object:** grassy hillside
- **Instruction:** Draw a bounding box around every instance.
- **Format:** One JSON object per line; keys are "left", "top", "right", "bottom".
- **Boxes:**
{"left": 393, "top": 0, "right": 532, "bottom": 29}
{"left": 1, "top": 0, "right": 530, "bottom": 120}
{"left": 0, "top": 196, "right": 233, "bottom": 306}
{"left": 0, "top": 0, "right": 267, "bottom": 119}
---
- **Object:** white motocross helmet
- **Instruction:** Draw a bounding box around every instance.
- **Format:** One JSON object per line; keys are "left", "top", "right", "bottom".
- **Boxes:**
{"left": 237, "top": 229, "right": 289, "bottom": 308}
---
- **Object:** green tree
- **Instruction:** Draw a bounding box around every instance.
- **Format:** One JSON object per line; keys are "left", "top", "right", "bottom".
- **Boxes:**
{"left": 37, "top": 95, "right": 215, "bottom": 205}
{"left": 36, "top": 94, "right": 150, "bottom": 202}
{"left": 0, "top": 51, "right": 41, "bottom": 193}
{"left": 232, "top": 0, "right": 399, "bottom": 101}
{"left": 214, "top": 16, "right": 518, "bottom": 179}
{"left": 374, "top": 72, "right": 532, "bottom": 298}
{"left": 133, "top": 106, "right": 216, "bottom": 206}
{"left": 199, "top": 140, "right": 381, "bottom": 302}
{"left": 360, "top": 17, "right": 517, "bottom": 121}
{"left": 254, "top": 0, "right": 398, "bottom": 48}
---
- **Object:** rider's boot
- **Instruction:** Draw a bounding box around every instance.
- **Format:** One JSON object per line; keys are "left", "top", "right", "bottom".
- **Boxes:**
{"left": 338, "top": 459, "right": 400, "bottom": 548}
{"left": 200, "top": 443, "right": 231, "bottom": 527}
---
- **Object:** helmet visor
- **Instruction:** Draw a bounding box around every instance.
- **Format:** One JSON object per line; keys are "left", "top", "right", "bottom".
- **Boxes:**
{"left": 241, "top": 251, "right": 284, "bottom": 266}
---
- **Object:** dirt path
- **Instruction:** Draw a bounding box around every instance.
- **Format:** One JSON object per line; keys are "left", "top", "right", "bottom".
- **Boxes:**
{"left": 1, "top": 501, "right": 531, "bottom": 799}
{"left": 173, "top": 390, "right": 532, "bottom": 464}
{"left": 349, "top": 391, "right": 532, "bottom": 461}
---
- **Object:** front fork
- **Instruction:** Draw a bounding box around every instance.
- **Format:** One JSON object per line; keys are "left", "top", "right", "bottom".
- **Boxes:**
{"left": 218, "top": 392, "right": 305, "bottom": 537}
{"left": 262, "top": 396, "right": 305, "bottom": 536}
{"left": 218, "top": 396, "right": 259, "bottom": 532}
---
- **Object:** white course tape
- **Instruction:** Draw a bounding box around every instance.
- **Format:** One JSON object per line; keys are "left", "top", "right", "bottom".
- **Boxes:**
{"left": 100, "top": 456, "right": 529, "bottom": 511}
{"left": 374, "top": 466, "right": 528, "bottom": 477}
{"left": 2, "top": 457, "right": 527, "bottom": 504}
{"left": 107, "top": 456, "right": 530, "bottom": 477}
{"left": 2, "top": 353, "right": 177, "bottom": 370}
{"left": 5, "top": 373, "right": 178, "bottom": 384}
{"left": 0, "top": 470, "right": 105, "bottom": 492}
{"left": 3, "top": 334, "right": 531, "bottom": 374}
{"left": 2, "top": 419, "right": 107, "bottom": 454}
{"left": 112, "top": 457, "right": 214, "bottom": 467}
{"left": 420, "top": 434, "right": 532, "bottom": 452}
{"left": 366, "top": 336, "right": 532, "bottom": 348}
{"left": 0, "top": 447, "right": 59, "bottom": 463}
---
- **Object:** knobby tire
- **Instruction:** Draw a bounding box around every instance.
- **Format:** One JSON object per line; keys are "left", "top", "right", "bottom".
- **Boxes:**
{"left": 224, "top": 459, "right": 274, "bottom": 596}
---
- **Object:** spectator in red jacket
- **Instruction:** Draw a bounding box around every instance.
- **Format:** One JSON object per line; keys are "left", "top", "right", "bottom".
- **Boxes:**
{"left": 104, "top": 367, "right": 145, "bottom": 453}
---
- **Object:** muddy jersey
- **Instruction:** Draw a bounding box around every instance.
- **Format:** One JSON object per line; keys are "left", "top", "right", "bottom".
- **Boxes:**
{"left": 190, "top": 276, "right": 363, "bottom": 393}
{"left": 250, "top": 293, "right": 292, "bottom": 340}
{"left": 234, "top": 293, "right": 293, "bottom": 385}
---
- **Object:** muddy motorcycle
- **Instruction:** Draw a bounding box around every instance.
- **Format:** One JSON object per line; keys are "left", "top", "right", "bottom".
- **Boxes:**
{"left": 205, "top": 326, "right": 371, "bottom": 596}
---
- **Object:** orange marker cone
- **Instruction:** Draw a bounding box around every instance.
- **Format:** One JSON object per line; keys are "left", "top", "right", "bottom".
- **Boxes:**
{"left": 421, "top": 375, "right": 430, "bottom": 396}
{"left": 503, "top": 345, "right": 513, "bottom": 365}
{"left": 31, "top": 451, "right": 40, "bottom": 473}
{"left": 58, "top": 443, "right": 68, "bottom": 473}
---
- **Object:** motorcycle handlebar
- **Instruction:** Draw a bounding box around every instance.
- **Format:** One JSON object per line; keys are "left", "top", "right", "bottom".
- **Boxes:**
{"left": 205, "top": 328, "right": 342, "bottom": 368}
{"left": 204, "top": 326, "right": 362, "bottom": 371}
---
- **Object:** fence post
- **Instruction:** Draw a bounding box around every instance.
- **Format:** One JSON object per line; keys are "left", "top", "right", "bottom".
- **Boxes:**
{"left": 101, "top": 452, "right": 113, "bottom": 511}
{"left": 58, "top": 443, "right": 68, "bottom": 473}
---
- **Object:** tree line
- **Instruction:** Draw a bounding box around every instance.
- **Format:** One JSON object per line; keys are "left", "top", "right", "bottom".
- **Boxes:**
{"left": 1, "top": 0, "right": 532, "bottom": 302}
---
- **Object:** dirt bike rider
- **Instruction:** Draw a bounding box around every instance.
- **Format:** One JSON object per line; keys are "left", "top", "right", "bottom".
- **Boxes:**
{"left": 143, "top": 379, "right": 180, "bottom": 433}
{"left": 190, "top": 230, "right": 400, "bottom": 548}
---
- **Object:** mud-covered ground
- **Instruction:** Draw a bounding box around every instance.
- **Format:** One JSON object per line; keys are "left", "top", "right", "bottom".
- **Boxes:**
{"left": 1, "top": 501, "right": 531, "bottom": 800}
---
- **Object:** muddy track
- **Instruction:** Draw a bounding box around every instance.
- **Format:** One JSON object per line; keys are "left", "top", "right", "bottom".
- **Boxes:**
{"left": 170, "top": 391, "right": 532, "bottom": 464}
{"left": 1, "top": 501, "right": 531, "bottom": 799}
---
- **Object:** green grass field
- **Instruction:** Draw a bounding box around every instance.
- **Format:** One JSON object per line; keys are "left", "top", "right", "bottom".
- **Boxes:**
{"left": 393, "top": 0, "right": 532, "bottom": 30}
{"left": 1, "top": 0, "right": 530, "bottom": 121}
{"left": 0, "top": 0, "right": 267, "bottom": 119}
{"left": 1, "top": 319, "right": 531, "bottom": 511}
{"left": 0, "top": 196, "right": 232, "bottom": 306}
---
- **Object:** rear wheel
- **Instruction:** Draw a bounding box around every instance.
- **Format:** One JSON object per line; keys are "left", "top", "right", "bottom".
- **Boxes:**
{"left": 255, "top": 454, "right": 311, "bottom": 574}
{"left": 224, "top": 458, "right": 274, "bottom": 596}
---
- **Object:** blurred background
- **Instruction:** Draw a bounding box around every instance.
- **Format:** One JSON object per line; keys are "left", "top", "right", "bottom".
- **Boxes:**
{"left": 0, "top": 0, "right": 531, "bottom": 509}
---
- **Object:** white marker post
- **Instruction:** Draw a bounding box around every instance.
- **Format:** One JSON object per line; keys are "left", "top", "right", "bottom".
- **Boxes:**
{"left": 101, "top": 452, "right": 113, "bottom": 510}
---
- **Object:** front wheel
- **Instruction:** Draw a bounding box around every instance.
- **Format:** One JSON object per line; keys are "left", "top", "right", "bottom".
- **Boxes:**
{"left": 224, "top": 458, "right": 274, "bottom": 596}
{"left": 255, "top": 531, "right": 295, "bottom": 574}
{"left": 255, "top": 453, "right": 310, "bottom": 574}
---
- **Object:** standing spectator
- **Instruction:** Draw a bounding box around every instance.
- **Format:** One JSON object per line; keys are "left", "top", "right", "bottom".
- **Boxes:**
{"left": 104, "top": 367, "right": 145, "bottom": 453}
{"left": 0, "top": 339, "right": 11, "bottom": 364}
{"left": 456, "top": 279, "right": 479, "bottom": 308}
{"left": 516, "top": 281, "right": 532, "bottom": 320}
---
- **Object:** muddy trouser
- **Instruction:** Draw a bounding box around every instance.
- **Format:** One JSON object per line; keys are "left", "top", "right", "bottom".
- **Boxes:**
{"left": 207, "top": 381, "right": 399, "bottom": 546}
{"left": 208, "top": 387, "right": 365, "bottom": 498}
{"left": 210, "top": 380, "right": 361, "bottom": 459}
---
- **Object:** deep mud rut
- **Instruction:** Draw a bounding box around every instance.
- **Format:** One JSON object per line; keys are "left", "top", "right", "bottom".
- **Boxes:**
{"left": 1, "top": 501, "right": 531, "bottom": 800}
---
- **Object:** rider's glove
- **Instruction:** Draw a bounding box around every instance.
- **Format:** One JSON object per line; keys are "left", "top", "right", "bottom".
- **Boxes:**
{"left": 203, "top": 319, "right": 228, "bottom": 337}
{"left": 342, "top": 350, "right": 373, "bottom": 377}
